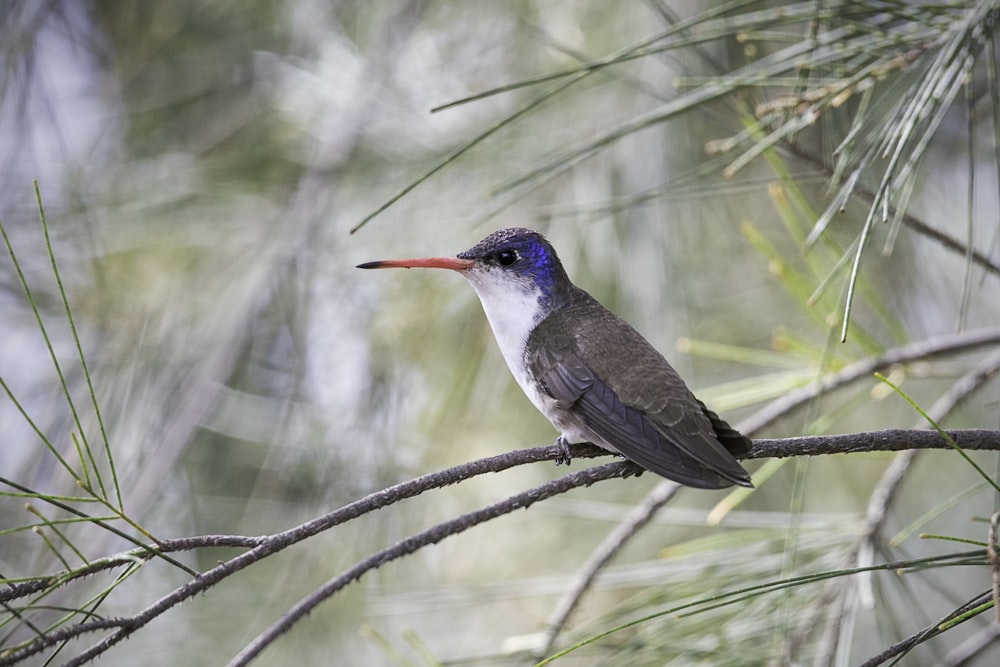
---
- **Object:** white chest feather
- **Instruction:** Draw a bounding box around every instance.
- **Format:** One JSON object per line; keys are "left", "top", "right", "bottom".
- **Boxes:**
{"left": 463, "top": 271, "right": 545, "bottom": 396}
{"left": 462, "top": 269, "right": 596, "bottom": 446}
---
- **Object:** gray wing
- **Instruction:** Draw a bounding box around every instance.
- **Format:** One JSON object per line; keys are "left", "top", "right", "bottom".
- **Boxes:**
{"left": 527, "top": 299, "right": 752, "bottom": 489}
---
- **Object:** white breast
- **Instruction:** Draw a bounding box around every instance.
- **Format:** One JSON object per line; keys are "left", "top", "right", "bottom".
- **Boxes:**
{"left": 457, "top": 265, "right": 632, "bottom": 459}
{"left": 462, "top": 269, "right": 545, "bottom": 398}
{"left": 461, "top": 269, "right": 598, "bottom": 447}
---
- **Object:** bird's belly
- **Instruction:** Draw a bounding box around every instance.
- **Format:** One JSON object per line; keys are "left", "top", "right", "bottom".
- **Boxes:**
{"left": 514, "top": 368, "right": 621, "bottom": 455}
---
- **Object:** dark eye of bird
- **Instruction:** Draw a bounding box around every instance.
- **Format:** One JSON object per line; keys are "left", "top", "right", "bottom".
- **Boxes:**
{"left": 496, "top": 249, "right": 518, "bottom": 266}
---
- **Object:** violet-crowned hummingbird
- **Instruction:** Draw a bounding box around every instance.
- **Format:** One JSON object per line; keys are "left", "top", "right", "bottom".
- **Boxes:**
{"left": 358, "top": 227, "right": 753, "bottom": 489}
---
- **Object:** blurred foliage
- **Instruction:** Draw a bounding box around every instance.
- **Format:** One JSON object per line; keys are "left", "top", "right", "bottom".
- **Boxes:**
{"left": 1, "top": 1, "right": 999, "bottom": 666}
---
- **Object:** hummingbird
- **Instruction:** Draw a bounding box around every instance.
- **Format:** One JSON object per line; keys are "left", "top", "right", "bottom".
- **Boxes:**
{"left": 358, "top": 227, "right": 753, "bottom": 489}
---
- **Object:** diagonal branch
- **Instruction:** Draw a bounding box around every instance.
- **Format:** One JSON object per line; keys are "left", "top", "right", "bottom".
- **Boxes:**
{"left": 782, "top": 128, "right": 1000, "bottom": 279}
{"left": 224, "top": 461, "right": 640, "bottom": 667}
{"left": 856, "top": 591, "right": 993, "bottom": 667}
{"left": 538, "top": 479, "right": 681, "bottom": 657}
{"left": 776, "top": 347, "right": 1000, "bottom": 666}
{"left": 740, "top": 326, "right": 1000, "bottom": 434}
{"left": 0, "top": 444, "right": 577, "bottom": 665}
{"left": 4, "top": 430, "right": 999, "bottom": 666}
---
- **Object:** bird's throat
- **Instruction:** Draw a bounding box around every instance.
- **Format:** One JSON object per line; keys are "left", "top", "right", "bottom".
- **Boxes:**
{"left": 462, "top": 271, "right": 548, "bottom": 392}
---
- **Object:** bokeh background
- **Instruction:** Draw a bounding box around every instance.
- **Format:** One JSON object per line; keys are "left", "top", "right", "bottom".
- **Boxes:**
{"left": 2, "top": 2, "right": 999, "bottom": 665}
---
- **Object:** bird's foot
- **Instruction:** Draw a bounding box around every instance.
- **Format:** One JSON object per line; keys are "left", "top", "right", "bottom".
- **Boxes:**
{"left": 620, "top": 460, "right": 645, "bottom": 478}
{"left": 553, "top": 436, "right": 573, "bottom": 466}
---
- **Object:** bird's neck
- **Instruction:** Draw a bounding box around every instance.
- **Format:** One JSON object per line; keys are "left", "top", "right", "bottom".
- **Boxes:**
{"left": 463, "top": 279, "right": 549, "bottom": 375}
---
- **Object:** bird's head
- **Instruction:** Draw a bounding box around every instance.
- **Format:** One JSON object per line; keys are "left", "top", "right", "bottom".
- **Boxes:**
{"left": 358, "top": 227, "right": 573, "bottom": 313}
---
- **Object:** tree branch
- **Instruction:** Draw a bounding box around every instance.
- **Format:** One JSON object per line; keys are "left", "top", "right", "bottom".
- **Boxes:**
{"left": 856, "top": 591, "right": 993, "bottom": 667}
{"left": 538, "top": 479, "right": 681, "bottom": 657}
{"left": 224, "top": 461, "right": 641, "bottom": 667}
{"left": 783, "top": 347, "right": 1000, "bottom": 666}
{"left": 740, "top": 326, "right": 1000, "bottom": 434}
{"left": 4, "top": 430, "right": 999, "bottom": 666}
{"left": 0, "top": 445, "right": 573, "bottom": 665}
{"left": 747, "top": 429, "right": 1000, "bottom": 459}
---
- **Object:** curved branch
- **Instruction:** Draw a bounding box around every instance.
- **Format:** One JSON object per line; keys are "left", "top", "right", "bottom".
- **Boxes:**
{"left": 0, "top": 444, "right": 575, "bottom": 666}
{"left": 4, "top": 430, "right": 999, "bottom": 666}
{"left": 856, "top": 591, "right": 993, "bottom": 667}
{"left": 225, "top": 461, "right": 638, "bottom": 667}
{"left": 539, "top": 479, "right": 681, "bottom": 657}
{"left": 747, "top": 429, "right": 1000, "bottom": 459}
{"left": 790, "top": 346, "right": 1000, "bottom": 666}
{"left": 740, "top": 326, "right": 1000, "bottom": 434}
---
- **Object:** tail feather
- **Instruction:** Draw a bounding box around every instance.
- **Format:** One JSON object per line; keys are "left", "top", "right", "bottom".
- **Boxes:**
{"left": 698, "top": 401, "right": 752, "bottom": 457}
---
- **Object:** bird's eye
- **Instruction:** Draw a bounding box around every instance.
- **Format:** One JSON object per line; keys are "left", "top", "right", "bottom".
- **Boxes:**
{"left": 496, "top": 249, "right": 519, "bottom": 266}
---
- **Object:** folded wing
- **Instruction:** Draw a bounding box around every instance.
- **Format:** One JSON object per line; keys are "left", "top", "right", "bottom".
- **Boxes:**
{"left": 526, "top": 296, "right": 752, "bottom": 489}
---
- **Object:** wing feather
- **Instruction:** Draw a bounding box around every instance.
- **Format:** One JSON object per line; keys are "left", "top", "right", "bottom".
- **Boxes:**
{"left": 527, "top": 292, "right": 752, "bottom": 489}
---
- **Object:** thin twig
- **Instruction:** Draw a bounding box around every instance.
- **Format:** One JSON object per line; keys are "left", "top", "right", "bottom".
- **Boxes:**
{"left": 537, "top": 479, "right": 681, "bottom": 657}
{"left": 224, "top": 461, "right": 640, "bottom": 667}
{"left": 856, "top": 592, "right": 993, "bottom": 667}
{"left": 740, "top": 326, "right": 1000, "bottom": 435}
{"left": 777, "top": 348, "right": 1000, "bottom": 666}
{"left": 4, "top": 430, "right": 999, "bottom": 666}
{"left": 0, "top": 444, "right": 574, "bottom": 666}
{"left": 939, "top": 622, "right": 1000, "bottom": 667}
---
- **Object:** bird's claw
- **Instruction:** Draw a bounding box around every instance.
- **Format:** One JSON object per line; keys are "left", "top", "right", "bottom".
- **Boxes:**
{"left": 553, "top": 437, "right": 573, "bottom": 466}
